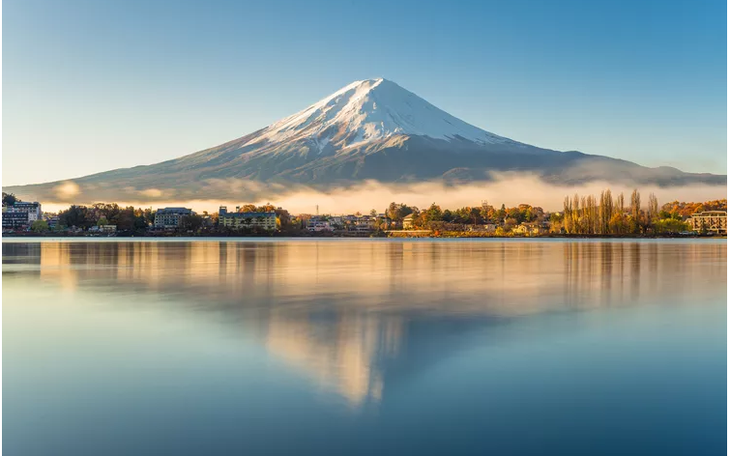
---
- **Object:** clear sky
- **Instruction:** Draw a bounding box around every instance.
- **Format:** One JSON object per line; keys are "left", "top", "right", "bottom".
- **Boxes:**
{"left": 4, "top": 0, "right": 727, "bottom": 186}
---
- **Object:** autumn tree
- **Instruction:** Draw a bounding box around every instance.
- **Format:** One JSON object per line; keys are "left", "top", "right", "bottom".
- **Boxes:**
{"left": 563, "top": 196, "right": 574, "bottom": 234}
{"left": 422, "top": 203, "right": 441, "bottom": 223}
{"left": 661, "top": 199, "right": 727, "bottom": 219}
{"left": 598, "top": 189, "right": 613, "bottom": 235}
{"left": 563, "top": 189, "right": 644, "bottom": 236}
{"left": 648, "top": 193, "right": 659, "bottom": 222}
{"left": 479, "top": 203, "right": 495, "bottom": 222}
{"left": 496, "top": 204, "right": 507, "bottom": 221}
{"left": 550, "top": 212, "right": 564, "bottom": 233}
{"left": 615, "top": 192, "right": 625, "bottom": 215}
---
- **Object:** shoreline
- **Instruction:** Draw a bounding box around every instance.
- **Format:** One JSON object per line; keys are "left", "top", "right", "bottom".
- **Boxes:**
{"left": 2, "top": 232, "right": 725, "bottom": 240}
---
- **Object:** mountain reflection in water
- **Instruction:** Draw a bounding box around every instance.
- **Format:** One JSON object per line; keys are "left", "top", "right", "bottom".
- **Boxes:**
{"left": 4, "top": 239, "right": 725, "bottom": 409}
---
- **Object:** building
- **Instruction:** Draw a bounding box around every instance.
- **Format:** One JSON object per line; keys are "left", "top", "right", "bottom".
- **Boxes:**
{"left": 154, "top": 207, "right": 192, "bottom": 229}
{"left": 514, "top": 223, "right": 542, "bottom": 236}
{"left": 2, "top": 211, "right": 30, "bottom": 230}
{"left": 219, "top": 206, "right": 277, "bottom": 231}
{"left": 89, "top": 224, "right": 116, "bottom": 234}
{"left": 376, "top": 214, "right": 393, "bottom": 229}
{"left": 46, "top": 216, "right": 60, "bottom": 230}
{"left": 8, "top": 202, "right": 42, "bottom": 222}
{"left": 402, "top": 214, "right": 414, "bottom": 229}
{"left": 328, "top": 216, "right": 344, "bottom": 228}
{"left": 687, "top": 211, "right": 727, "bottom": 234}
{"left": 2, "top": 201, "right": 42, "bottom": 230}
{"left": 528, "top": 222, "right": 546, "bottom": 235}
{"left": 307, "top": 218, "right": 333, "bottom": 232}
{"left": 512, "top": 225, "right": 529, "bottom": 235}
{"left": 354, "top": 215, "right": 376, "bottom": 232}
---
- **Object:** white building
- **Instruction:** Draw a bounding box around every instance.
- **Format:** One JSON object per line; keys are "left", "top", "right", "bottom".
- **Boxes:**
{"left": 2, "top": 201, "right": 42, "bottom": 229}
{"left": 307, "top": 219, "right": 333, "bottom": 232}
{"left": 402, "top": 214, "right": 415, "bottom": 229}
{"left": 154, "top": 207, "right": 192, "bottom": 229}
{"left": 687, "top": 211, "right": 727, "bottom": 234}
{"left": 219, "top": 206, "right": 277, "bottom": 231}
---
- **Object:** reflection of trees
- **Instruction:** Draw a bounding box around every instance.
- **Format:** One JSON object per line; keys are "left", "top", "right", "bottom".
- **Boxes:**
{"left": 4, "top": 239, "right": 727, "bottom": 405}
{"left": 2, "top": 243, "right": 42, "bottom": 276}
{"left": 562, "top": 241, "right": 727, "bottom": 309}
{"left": 3, "top": 243, "right": 42, "bottom": 263}
{"left": 6, "top": 239, "right": 724, "bottom": 317}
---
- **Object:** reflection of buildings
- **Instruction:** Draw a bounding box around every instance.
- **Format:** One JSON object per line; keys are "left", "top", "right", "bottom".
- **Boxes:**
{"left": 4, "top": 239, "right": 727, "bottom": 405}
{"left": 2, "top": 242, "right": 42, "bottom": 269}
{"left": 11, "top": 239, "right": 728, "bottom": 317}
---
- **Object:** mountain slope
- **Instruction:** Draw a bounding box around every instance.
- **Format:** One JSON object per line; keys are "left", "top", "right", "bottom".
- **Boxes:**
{"left": 4, "top": 78, "right": 725, "bottom": 202}
{"left": 247, "top": 78, "right": 517, "bottom": 148}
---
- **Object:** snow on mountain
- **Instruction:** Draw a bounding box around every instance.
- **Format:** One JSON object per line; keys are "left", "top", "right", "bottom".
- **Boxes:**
{"left": 3, "top": 77, "right": 725, "bottom": 203}
{"left": 244, "top": 78, "right": 516, "bottom": 150}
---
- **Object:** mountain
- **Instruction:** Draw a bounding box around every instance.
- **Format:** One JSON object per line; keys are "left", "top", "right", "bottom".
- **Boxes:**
{"left": 4, "top": 78, "right": 725, "bottom": 203}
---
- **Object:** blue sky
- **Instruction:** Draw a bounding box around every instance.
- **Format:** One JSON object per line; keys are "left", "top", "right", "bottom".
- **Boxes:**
{"left": 4, "top": 0, "right": 727, "bottom": 185}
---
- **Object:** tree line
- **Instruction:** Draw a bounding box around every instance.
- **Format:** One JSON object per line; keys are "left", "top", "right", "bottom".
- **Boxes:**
{"left": 54, "top": 203, "right": 291, "bottom": 234}
{"left": 58, "top": 203, "right": 154, "bottom": 234}
{"left": 383, "top": 201, "right": 546, "bottom": 230}
{"left": 4, "top": 191, "right": 726, "bottom": 236}
{"left": 561, "top": 189, "right": 703, "bottom": 235}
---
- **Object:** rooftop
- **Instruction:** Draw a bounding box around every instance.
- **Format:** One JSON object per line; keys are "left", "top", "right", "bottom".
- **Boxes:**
{"left": 222, "top": 211, "right": 276, "bottom": 217}
{"left": 156, "top": 207, "right": 192, "bottom": 214}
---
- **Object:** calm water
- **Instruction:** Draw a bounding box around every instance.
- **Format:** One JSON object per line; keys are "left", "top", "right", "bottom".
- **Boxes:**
{"left": 3, "top": 238, "right": 727, "bottom": 456}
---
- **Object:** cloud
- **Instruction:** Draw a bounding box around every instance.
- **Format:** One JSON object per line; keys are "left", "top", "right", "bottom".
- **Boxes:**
{"left": 243, "top": 174, "right": 727, "bottom": 214}
{"left": 53, "top": 181, "right": 80, "bottom": 201}
{"left": 36, "top": 173, "right": 727, "bottom": 215}
{"left": 139, "top": 188, "right": 164, "bottom": 198}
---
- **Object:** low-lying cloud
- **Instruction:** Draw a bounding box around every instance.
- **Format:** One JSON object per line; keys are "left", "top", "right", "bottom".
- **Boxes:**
{"left": 53, "top": 181, "right": 81, "bottom": 200}
{"left": 36, "top": 172, "right": 727, "bottom": 214}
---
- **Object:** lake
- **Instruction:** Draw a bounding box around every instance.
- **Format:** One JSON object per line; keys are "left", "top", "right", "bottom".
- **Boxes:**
{"left": 3, "top": 238, "right": 726, "bottom": 455}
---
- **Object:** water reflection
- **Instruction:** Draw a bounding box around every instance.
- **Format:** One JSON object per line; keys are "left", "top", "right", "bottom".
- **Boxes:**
{"left": 3, "top": 239, "right": 726, "bottom": 407}
{"left": 266, "top": 312, "right": 403, "bottom": 406}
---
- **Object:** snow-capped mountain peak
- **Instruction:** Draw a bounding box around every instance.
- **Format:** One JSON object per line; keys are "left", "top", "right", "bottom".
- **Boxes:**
{"left": 4, "top": 77, "right": 724, "bottom": 203}
{"left": 245, "top": 78, "right": 514, "bottom": 150}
